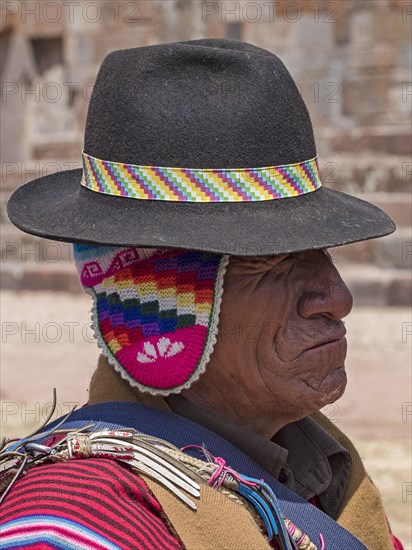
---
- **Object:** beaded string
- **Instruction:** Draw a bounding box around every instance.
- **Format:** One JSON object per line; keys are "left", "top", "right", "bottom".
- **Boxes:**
{"left": 180, "top": 445, "right": 258, "bottom": 489}
{"left": 181, "top": 445, "right": 326, "bottom": 550}
{"left": 285, "top": 519, "right": 326, "bottom": 550}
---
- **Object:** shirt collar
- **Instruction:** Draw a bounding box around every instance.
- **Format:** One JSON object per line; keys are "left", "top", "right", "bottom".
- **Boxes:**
{"left": 166, "top": 394, "right": 351, "bottom": 519}
{"left": 166, "top": 394, "right": 288, "bottom": 478}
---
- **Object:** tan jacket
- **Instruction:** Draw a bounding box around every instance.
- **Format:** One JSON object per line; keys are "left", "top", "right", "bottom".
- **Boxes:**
{"left": 89, "top": 356, "right": 394, "bottom": 550}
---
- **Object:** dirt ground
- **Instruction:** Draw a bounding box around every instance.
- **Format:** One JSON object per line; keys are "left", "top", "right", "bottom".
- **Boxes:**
{"left": 1, "top": 290, "right": 411, "bottom": 546}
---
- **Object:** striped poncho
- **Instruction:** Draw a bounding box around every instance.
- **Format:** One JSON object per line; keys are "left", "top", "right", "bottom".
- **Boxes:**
{"left": 1, "top": 458, "right": 183, "bottom": 550}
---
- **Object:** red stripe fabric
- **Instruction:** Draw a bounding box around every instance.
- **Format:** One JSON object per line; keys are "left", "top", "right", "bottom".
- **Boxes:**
{"left": 19, "top": 545, "right": 57, "bottom": 550}
{"left": 392, "top": 534, "right": 405, "bottom": 550}
{"left": 1, "top": 458, "right": 182, "bottom": 550}
{"left": 3, "top": 470, "right": 173, "bottom": 546}
{"left": 2, "top": 456, "right": 403, "bottom": 550}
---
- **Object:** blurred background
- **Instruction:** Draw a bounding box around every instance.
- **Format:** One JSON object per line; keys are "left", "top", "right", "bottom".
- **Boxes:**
{"left": 1, "top": 0, "right": 411, "bottom": 543}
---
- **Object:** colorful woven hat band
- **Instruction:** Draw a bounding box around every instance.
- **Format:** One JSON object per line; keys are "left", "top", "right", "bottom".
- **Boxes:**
{"left": 74, "top": 244, "right": 228, "bottom": 395}
{"left": 81, "top": 152, "right": 321, "bottom": 203}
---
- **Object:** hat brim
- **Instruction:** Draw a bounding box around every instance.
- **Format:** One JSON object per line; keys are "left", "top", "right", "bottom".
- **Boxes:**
{"left": 7, "top": 169, "right": 395, "bottom": 256}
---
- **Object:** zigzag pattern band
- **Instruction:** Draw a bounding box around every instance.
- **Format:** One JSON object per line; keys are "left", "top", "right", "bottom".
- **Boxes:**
{"left": 81, "top": 152, "right": 321, "bottom": 202}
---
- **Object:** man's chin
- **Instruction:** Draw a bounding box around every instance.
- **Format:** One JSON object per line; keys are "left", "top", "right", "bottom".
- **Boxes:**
{"left": 317, "top": 366, "right": 347, "bottom": 406}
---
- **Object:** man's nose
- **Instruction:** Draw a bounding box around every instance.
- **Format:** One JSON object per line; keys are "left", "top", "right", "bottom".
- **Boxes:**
{"left": 297, "top": 259, "right": 353, "bottom": 321}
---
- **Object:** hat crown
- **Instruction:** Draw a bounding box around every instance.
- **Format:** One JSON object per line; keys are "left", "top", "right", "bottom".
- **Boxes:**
{"left": 8, "top": 39, "right": 395, "bottom": 256}
{"left": 84, "top": 39, "right": 316, "bottom": 169}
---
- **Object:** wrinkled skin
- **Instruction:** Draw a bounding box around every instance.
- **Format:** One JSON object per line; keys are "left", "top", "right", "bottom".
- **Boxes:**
{"left": 182, "top": 250, "right": 353, "bottom": 438}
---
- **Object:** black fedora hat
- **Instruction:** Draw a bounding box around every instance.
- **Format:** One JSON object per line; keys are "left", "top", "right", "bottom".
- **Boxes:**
{"left": 8, "top": 39, "right": 395, "bottom": 255}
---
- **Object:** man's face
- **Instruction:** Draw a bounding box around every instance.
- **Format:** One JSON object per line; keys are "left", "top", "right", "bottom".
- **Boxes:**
{"left": 193, "top": 250, "right": 353, "bottom": 434}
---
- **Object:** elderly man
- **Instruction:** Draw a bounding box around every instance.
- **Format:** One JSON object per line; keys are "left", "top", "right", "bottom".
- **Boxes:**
{"left": 1, "top": 40, "right": 403, "bottom": 549}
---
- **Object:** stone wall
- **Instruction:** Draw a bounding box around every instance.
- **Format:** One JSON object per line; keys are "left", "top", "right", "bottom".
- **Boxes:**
{"left": 0, "top": 1, "right": 411, "bottom": 304}
{"left": 1, "top": 1, "right": 410, "bottom": 177}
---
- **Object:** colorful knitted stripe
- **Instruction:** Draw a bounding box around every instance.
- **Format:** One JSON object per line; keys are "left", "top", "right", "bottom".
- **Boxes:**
{"left": 0, "top": 458, "right": 182, "bottom": 550}
{"left": 81, "top": 152, "right": 321, "bottom": 202}
{"left": 74, "top": 245, "right": 228, "bottom": 395}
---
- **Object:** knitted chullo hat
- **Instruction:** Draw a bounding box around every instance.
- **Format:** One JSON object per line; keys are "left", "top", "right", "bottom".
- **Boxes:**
{"left": 74, "top": 244, "right": 228, "bottom": 395}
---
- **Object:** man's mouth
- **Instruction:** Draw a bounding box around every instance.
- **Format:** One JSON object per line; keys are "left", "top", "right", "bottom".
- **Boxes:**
{"left": 303, "top": 326, "right": 347, "bottom": 354}
{"left": 275, "top": 325, "right": 347, "bottom": 362}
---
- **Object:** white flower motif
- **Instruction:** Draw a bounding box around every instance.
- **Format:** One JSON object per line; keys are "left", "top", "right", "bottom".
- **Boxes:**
{"left": 136, "top": 342, "right": 157, "bottom": 363}
{"left": 137, "top": 337, "right": 185, "bottom": 364}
